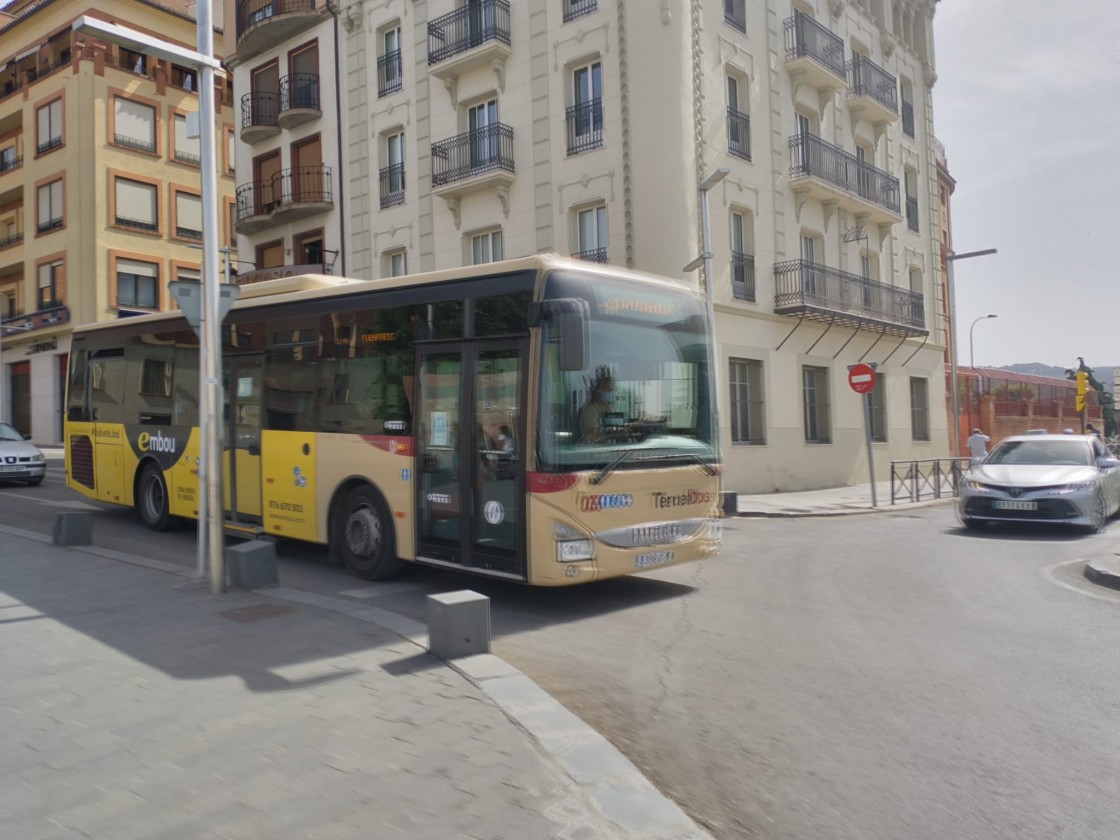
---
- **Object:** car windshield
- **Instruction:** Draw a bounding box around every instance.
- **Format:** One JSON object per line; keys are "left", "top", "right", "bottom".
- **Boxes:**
{"left": 0, "top": 422, "right": 24, "bottom": 442}
{"left": 985, "top": 439, "right": 1093, "bottom": 467}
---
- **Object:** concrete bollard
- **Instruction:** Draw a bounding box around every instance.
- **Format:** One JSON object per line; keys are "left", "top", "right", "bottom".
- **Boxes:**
{"left": 226, "top": 539, "right": 279, "bottom": 590}
{"left": 721, "top": 491, "right": 738, "bottom": 516}
{"left": 52, "top": 512, "right": 93, "bottom": 546}
{"left": 427, "top": 590, "right": 490, "bottom": 659}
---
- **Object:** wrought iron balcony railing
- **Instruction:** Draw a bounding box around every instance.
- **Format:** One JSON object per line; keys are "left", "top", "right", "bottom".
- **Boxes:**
{"left": 432, "top": 123, "right": 514, "bottom": 187}
{"left": 728, "top": 107, "right": 750, "bottom": 161}
{"left": 237, "top": 0, "right": 315, "bottom": 39}
{"left": 0, "top": 232, "right": 23, "bottom": 249}
{"left": 280, "top": 73, "right": 319, "bottom": 112}
{"left": 0, "top": 154, "right": 22, "bottom": 174}
{"left": 236, "top": 165, "right": 333, "bottom": 221}
{"left": 725, "top": 0, "right": 746, "bottom": 33}
{"left": 37, "top": 217, "right": 63, "bottom": 234}
{"left": 176, "top": 225, "right": 202, "bottom": 240}
{"left": 173, "top": 149, "right": 201, "bottom": 165}
{"left": 563, "top": 0, "right": 596, "bottom": 22}
{"left": 784, "top": 10, "right": 846, "bottom": 79}
{"left": 115, "top": 216, "right": 159, "bottom": 233}
{"left": 774, "top": 259, "right": 925, "bottom": 334}
{"left": 902, "top": 99, "right": 915, "bottom": 137}
{"left": 906, "top": 195, "right": 919, "bottom": 232}
{"left": 789, "top": 133, "right": 900, "bottom": 215}
{"left": 572, "top": 247, "right": 607, "bottom": 263}
{"left": 731, "top": 251, "right": 755, "bottom": 301}
{"left": 847, "top": 54, "right": 897, "bottom": 113}
{"left": 113, "top": 133, "right": 156, "bottom": 153}
{"left": 36, "top": 136, "right": 63, "bottom": 155}
{"left": 380, "top": 163, "right": 405, "bottom": 208}
{"left": 428, "top": 0, "right": 511, "bottom": 65}
{"left": 566, "top": 99, "right": 602, "bottom": 155}
{"left": 241, "top": 91, "right": 280, "bottom": 131}
{"left": 378, "top": 50, "right": 402, "bottom": 96}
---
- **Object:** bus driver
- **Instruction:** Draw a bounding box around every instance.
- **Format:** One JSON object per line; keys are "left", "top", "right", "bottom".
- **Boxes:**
{"left": 579, "top": 374, "right": 614, "bottom": 443}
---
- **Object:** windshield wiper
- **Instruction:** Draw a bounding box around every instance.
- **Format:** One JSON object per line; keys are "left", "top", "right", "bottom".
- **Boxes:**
{"left": 590, "top": 449, "right": 717, "bottom": 485}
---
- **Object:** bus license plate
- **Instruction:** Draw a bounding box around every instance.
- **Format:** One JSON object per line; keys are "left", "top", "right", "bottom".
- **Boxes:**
{"left": 635, "top": 550, "right": 673, "bottom": 569}
{"left": 992, "top": 500, "right": 1037, "bottom": 511}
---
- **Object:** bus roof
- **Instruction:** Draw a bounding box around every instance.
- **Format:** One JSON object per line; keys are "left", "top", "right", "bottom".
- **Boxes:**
{"left": 72, "top": 254, "right": 698, "bottom": 336}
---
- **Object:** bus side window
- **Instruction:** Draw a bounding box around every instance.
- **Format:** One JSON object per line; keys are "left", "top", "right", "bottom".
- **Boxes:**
{"left": 67, "top": 348, "right": 90, "bottom": 422}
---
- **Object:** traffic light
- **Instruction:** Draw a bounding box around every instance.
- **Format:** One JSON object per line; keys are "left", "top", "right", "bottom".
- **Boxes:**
{"left": 1076, "top": 370, "right": 1089, "bottom": 413}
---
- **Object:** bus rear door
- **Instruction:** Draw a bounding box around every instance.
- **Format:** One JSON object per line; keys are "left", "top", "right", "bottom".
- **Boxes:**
{"left": 223, "top": 354, "right": 264, "bottom": 521}
{"left": 415, "top": 339, "right": 526, "bottom": 578}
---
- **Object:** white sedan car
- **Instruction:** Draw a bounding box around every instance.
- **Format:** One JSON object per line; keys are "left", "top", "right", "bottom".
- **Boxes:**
{"left": 958, "top": 434, "right": 1120, "bottom": 532}
{"left": 0, "top": 421, "right": 46, "bottom": 486}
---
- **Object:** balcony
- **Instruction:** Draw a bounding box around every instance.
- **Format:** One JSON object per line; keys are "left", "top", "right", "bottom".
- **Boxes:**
{"left": 902, "top": 99, "right": 915, "bottom": 138}
{"left": 1, "top": 303, "right": 69, "bottom": 337}
{"left": 784, "top": 10, "right": 846, "bottom": 93}
{"left": 428, "top": 0, "right": 511, "bottom": 94}
{"left": 728, "top": 107, "right": 750, "bottom": 161}
{"left": 0, "top": 154, "right": 22, "bottom": 178}
{"left": 788, "top": 133, "right": 901, "bottom": 225}
{"left": 236, "top": 0, "right": 319, "bottom": 59}
{"left": 905, "top": 195, "right": 919, "bottom": 232}
{"left": 378, "top": 50, "right": 402, "bottom": 97}
{"left": 379, "top": 163, "right": 405, "bottom": 209}
{"left": 279, "top": 74, "right": 320, "bottom": 129}
{"left": 563, "top": 0, "right": 596, "bottom": 22}
{"left": 572, "top": 247, "right": 607, "bottom": 263}
{"left": 235, "top": 165, "right": 333, "bottom": 233}
{"left": 566, "top": 100, "right": 602, "bottom": 155}
{"left": 731, "top": 251, "right": 755, "bottom": 301}
{"left": 774, "top": 259, "right": 926, "bottom": 336}
{"left": 240, "top": 91, "right": 280, "bottom": 144}
{"left": 432, "top": 123, "right": 514, "bottom": 193}
{"left": 846, "top": 54, "right": 898, "bottom": 125}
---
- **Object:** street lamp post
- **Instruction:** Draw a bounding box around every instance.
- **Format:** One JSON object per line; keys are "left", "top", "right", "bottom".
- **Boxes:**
{"left": 946, "top": 248, "right": 998, "bottom": 457}
{"left": 967, "top": 314, "right": 997, "bottom": 441}
{"left": 73, "top": 10, "right": 227, "bottom": 593}
{"left": 683, "top": 167, "right": 730, "bottom": 466}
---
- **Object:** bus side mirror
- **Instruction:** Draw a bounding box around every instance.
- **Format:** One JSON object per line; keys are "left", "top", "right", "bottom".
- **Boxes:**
{"left": 528, "top": 298, "right": 589, "bottom": 372}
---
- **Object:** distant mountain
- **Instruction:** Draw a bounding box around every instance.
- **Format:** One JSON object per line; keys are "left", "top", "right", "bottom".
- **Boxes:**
{"left": 996, "top": 363, "right": 1118, "bottom": 394}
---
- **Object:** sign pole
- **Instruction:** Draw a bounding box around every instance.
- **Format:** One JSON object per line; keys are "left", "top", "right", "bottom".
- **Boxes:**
{"left": 864, "top": 389, "right": 877, "bottom": 508}
{"left": 848, "top": 362, "right": 878, "bottom": 508}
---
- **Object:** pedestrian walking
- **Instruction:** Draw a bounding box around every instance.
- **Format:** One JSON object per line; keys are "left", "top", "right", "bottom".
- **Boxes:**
{"left": 967, "top": 428, "right": 990, "bottom": 467}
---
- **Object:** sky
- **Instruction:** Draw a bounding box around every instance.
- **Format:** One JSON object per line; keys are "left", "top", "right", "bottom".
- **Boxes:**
{"left": 933, "top": 1, "right": 1120, "bottom": 370}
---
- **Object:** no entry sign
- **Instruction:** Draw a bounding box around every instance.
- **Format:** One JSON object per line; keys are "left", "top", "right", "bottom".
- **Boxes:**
{"left": 848, "top": 363, "right": 876, "bottom": 394}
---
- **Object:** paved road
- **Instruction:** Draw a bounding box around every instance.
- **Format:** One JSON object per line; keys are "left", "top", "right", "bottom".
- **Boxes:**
{"left": 6, "top": 465, "right": 1120, "bottom": 839}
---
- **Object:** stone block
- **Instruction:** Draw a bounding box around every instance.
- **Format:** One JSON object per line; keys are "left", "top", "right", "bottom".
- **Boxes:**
{"left": 721, "top": 491, "right": 738, "bottom": 516}
{"left": 226, "top": 540, "right": 279, "bottom": 590}
{"left": 427, "top": 590, "right": 490, "bottom": 659}
{"left": 52, "top": 512, "right": 93, "bottom": 546}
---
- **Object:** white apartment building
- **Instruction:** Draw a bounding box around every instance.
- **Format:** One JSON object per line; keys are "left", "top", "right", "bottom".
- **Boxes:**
{"left": 230, "top": 0, "right": 946, "bottom": 493}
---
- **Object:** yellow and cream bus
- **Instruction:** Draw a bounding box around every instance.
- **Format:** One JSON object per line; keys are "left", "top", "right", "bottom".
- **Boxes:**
{"left": 65, "top": 255, "right": 721, "bottom": 585}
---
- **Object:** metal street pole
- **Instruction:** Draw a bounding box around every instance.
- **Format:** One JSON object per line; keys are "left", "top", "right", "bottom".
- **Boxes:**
{"left": 945, "top": 249, "right": 998, "bottom": 457}
{"left": 698, "top": 167, "right": 729, "bottom": 464}
{"left": 967, "top": 314, "right": 997, "bottom": 443}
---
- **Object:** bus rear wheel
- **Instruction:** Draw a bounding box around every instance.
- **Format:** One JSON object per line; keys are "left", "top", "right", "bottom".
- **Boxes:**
{"left": 137, "top": 463, "right": 175, "bottom": 531}
{"left": 333, "top": 485, "right": 403, "bottom": 580}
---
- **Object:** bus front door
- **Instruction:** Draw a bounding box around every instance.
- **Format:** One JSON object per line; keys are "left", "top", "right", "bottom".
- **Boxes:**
{"left": 415, "top": 340, "right": 526, "bottom": 578}
{"left": 222, "top": 355, "right": 264, "bottom": 521}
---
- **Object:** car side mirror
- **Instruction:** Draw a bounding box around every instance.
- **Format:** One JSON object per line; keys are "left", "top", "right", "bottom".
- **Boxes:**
{"left": 1099, "top": 457, "right": 1120, "bottom": 470}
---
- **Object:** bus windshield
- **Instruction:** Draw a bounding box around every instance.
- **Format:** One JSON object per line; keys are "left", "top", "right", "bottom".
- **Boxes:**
{"left": 537, "top": 270, "right": 715, "bottom": 472}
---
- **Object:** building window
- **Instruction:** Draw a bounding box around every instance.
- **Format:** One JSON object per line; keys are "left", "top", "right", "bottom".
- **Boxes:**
{"left": 1, "top": 286, "right": 16, "bottom": 318}
{"left": 724, "top": 0, "right": 746, "bottom": 32}
{"left": 114, "top": 177, "right": 158, "bottom": 232}
{"left": 226, "top": 128, "right": 236, "bottom": 176}
{"left": 730, "top": 358, "right": 764, "bottom": 444}
{"left": 119, "top": 47, "right": 147, "bottom": 75}
{"left": 567, "top": 60, "right": 602, "bottom": 155}
{"left": 116, "top": 258, "right": 160, "bottom": 310}
{"left": 727, "top": 74, "right": 750, "bottom": 161}
{"left": 170, "top": 64, "right": 197, "bottom": 91}
{"left": 901, "top": 77, "right": 915, "bottom": 138}
{"left": 384, "top": 249, "right": 407, "bottom": 277}
{"left": 470, "top": 229, "right": 503, "bottom": 265}
{"left": 574, "top": 204, "right": 607, "bottom": 262}
{"left": 730, "top": 210, "right": 755, "bottom": 301}
{"left": 175, "top": 266, "right": 201, "bottom": 283}
{"left": 173, "top": 113, "right": 201, "bottom": 164}
{"left": 378, "top": 26, "right": 402, "bottom": 96}
{"left": 37, "top": 180, "right": 63, "bottom": 233}
{"left": 0, "top": 144, "right": 19, "bottom": 173}
{"left": 904, "top": 168, "right": 918, "bottom": 232}
{"left": 38, "top": 259, "right": 63, "bottom": 309}
{"left": 174, "top": 191, "right": 202, "bottom": 240}
{"left": 36, "top": 98, "right": 63, "bottom": 154}
{"left": 869, "top": 373, "right": 887, "bottom": 442}
{"left": 909, "top": 267, "right": 922, "bottom": 293}
{"left": 294, "top": 230, "right": 325, "bottom": 267}
{"left": 380, "top": 131, "right": 405, "bottom": 208}
{"left": 802, "top": 365, "right": 831, "bottom": 443}
{"left": 113, "top": 97, "right": 157, "bottom": 153}
{"left": 256, "top": 240, "right": 284, "bottom": 270}
{"left": 910, "top": 377, "right": 929, "bottom": 441}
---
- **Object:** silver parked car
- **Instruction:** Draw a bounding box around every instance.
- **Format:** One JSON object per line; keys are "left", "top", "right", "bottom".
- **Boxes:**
{"left": 0, "top": 421, "right": 46, "bottom": 486}
{"left": 958, "top": 434, "right": 1120, "bottom": 532}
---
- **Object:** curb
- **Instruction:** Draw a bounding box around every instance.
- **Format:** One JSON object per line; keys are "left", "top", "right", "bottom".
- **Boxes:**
{"left": 734, "top": 496, "right": 955, "bottom": 518}
{"left": 0, "top": 524, "right": 713, "bottom": 840}
{"left": 1084, "top": 556, "right": 1120, "bottom": 592}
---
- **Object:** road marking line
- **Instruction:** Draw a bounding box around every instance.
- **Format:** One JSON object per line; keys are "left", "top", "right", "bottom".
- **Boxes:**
{"left": 1041, "top": 558, "right": 1120, "bottom": 605}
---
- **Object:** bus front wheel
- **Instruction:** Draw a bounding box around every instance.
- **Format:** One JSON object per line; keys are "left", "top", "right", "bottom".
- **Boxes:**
{"left": 333, "top": 485, "right": 403, "bottom": 580}
{"left": 137, "top": 463, "right": 175, "bottom": 531}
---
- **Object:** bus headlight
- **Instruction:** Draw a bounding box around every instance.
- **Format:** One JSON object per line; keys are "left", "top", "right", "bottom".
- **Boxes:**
{"left": 555, "top": 521, "right": 593, "bottom": 563}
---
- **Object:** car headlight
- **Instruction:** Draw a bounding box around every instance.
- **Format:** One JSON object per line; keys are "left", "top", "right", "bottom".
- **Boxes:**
{"left": 30, "top": 454, "right": 45, "bottom": 462}
{"left": 1051, "top": 482, "right": 1094, "bottom": 494}
{"left": 555, "top": 521, "right": 594, "bottom": 563}
{"left": 964, "top": 480, "right": 992, "bottom": 491}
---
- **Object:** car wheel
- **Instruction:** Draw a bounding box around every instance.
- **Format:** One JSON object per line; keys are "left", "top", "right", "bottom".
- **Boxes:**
{"left": 25, "top": 476, "right": 43, "bottom": 486}
{"left": 1085, "top": 487, "right": 1108, "bottom": 533}
{"left": 332, "top": 485, "right": 403, "bottom": 580}
{"left": 136, "top": 463, "right": 176, "bottom": 531}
